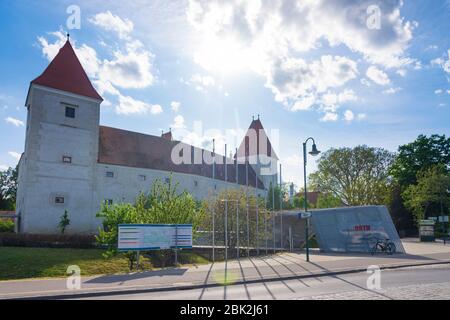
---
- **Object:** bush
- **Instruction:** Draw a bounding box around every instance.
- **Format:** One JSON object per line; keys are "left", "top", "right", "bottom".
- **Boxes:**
{"left": 0, "top": 220, "right": 14, "bottom": 233}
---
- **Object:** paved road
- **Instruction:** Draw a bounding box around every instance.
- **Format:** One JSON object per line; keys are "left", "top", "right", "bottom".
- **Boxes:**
{"left": 75, "top": 264, "right": 450, "bottom": 300}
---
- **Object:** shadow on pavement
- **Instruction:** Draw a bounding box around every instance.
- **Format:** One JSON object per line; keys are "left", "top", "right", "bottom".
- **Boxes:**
{"left": 85, "top": 268, "right": 188, "bottom": 284}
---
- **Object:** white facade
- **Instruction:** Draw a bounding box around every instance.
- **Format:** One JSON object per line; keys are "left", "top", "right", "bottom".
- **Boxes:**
{"left": 16, "top": 85, "right": 272, "bottom": 235}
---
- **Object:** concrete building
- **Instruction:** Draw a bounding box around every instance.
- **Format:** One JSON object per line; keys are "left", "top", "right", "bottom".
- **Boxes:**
{"left": 16, "top": 40, "right": 278, "bottom": 235}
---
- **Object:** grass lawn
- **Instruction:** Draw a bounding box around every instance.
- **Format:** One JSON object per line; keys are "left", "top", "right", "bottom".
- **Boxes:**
{"left": 0, "top": 247, "right": 209, "bottom": 281}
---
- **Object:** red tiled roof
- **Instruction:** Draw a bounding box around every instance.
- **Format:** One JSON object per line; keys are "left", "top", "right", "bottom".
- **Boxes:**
{"left": 98, "top": 126, "right": 265, "bottom": 189}
{"left": 236, "top": 118, "right": 279, "bottom": 160}
{"left": 31, "top": 40, "right": 103, "bottom": 101}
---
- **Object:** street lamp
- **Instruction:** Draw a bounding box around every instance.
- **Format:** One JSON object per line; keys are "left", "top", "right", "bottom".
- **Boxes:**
{"left": 303, "top": 137, "right": 320, "bottom": 262}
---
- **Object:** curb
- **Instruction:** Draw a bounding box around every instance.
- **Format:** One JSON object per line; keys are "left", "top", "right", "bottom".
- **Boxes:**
{"left": 5, "top": 260, "right": 450, "bottom": 300}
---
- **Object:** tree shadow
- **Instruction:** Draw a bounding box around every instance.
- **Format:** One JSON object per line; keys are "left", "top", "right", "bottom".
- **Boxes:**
{"left": 85, "top": 268, "right": 188, "bottom": 284}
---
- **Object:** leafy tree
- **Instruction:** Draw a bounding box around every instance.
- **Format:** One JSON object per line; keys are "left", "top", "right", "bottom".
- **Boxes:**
{"left": 96, "top": 176, "right": 205, "bottom": 269}
{"left": 58, "top": 210, "right": 71, "bottom": 234}
{"left": 266, "top": 184, "right": 291, "bottom": 210}
{"left": 390, "top": 134, "right": 449, "bottom": 187}
{"left": 309, "top": 145, "right": 394, "bottom": 206}
{"left": 0, "top": 166, "right": 18, "bottom": 210}
{"left": 402, "top": 165, "right": 450, "bottom": 223}
{"left": 315, "top": 193, "right": 343, "bottom": 209}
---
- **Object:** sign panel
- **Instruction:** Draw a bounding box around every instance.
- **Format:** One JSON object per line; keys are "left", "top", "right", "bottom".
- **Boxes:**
{"left": 298, "top": 212, "right": 312, "bottom": 219}
{"left": 118, "top": 224, "right": 192, "bottom": 251}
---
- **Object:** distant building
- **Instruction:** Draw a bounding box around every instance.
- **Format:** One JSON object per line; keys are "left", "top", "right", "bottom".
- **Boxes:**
{"left": 16, "top": 40, "right": 278, "bottom": 234}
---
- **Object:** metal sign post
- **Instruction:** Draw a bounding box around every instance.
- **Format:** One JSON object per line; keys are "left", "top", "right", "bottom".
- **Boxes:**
{"left": 212, "top": 139, "right": 215, "bottom": 262}
{"left": 236, "top": 148, "right": 239, "bottom": 260}
{"left": 174, "top": 224, "right": 178, "bottom": 265}
{"left": 224, "top": 144, "right": 228, "bottom": 265}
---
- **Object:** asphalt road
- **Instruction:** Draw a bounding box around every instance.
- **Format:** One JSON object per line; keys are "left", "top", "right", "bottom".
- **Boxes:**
{"left": 74, "top": 264, "right": 450, "bottom": 300}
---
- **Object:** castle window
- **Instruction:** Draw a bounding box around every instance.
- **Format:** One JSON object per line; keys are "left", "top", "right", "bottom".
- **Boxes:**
{"left": 106, "top": 199, "right": 113, "bottom": 205}
{"left": 106, "top": 171, "right": 114, "bottom": 178}
{"left": 55, "top": 196, "right": 65, "bottom": 204}
{"left": 65, "top": 106, "right": 76, "bottom": 118}
{"left": 138, "top": 175, "right": 146, "bottom": 181}
{"left": 62, "top": 156, "right": 72, "bottom": 164}
{"left": 194, "top": 180, "right": 198, "bottom": 187}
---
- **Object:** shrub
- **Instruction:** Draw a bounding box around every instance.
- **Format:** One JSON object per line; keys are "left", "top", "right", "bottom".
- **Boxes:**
{"left": 0, "top": 220, "right": 14, "bottom": 233}
{"left": 96, "top": 176, "right": 205, "bottom": 269}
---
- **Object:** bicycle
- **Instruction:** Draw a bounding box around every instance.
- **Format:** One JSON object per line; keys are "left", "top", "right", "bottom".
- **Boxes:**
{"left": 370, "top": 238, "right": 396, "bottom": 255}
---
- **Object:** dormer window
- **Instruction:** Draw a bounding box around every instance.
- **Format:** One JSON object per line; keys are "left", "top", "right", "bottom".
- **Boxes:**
{"left": 65, "top": 106, "right": 76, "bottom": 118}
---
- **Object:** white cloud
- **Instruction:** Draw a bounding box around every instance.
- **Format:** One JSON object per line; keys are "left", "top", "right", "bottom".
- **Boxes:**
{"left": 171, "top": 115, "right": 185, "bottom": 129}
{"left": 396, "top": 69, "right": 407, "bottom": 77}
{"left": 285, "top": 154, "right": 302, "bottom": 166}
{"left": 5, "top": 117, "right": 24, "bottom": 127}
{"left": 116, "top": 95, "right": 162, "bottom": 115}
{"left": 8, "top": 151, "right": 21, "bottom": 161}
{"left": 366, "top": 66, "right": 391, "bottom": 86}
{"left": 431, "top": 50, "right": 450, "bottom": 74}
{"left": 265, "top": 55, "right": 358, "bottom": 110}
{"left": 435, "top": 89, "right": 443, "bottom": 94}
{"left": 447, "top": 90, "right": 450, "bottom": 94}
{"left": 383, "top": 87, "right": 402, "bottom": 95}
{"left": 100, "top": 42, "right": 155, "bottom": 89}
{"left": 171, "top": 101, "right": 181, "bottom": 112}
{"left": 320, "top": 112, "right": 338, "bottom": 122}
{"left": 0, "top": 165, "right": 9, "bottom": 171}
{"left": 89, "top": 11, "right": 134, "bottom": 39}
{"left": 344, "top": 110, "right": 354, "bottom": 122}
{"left": 357, "top": 113, "right": 367, "bottom": 121}
{"left": 188, "top": 73, "right": 216, "bottom": 91}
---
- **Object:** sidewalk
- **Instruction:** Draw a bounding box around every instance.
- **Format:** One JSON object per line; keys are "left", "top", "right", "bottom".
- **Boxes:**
{"left": 1, "top": 239, "right": 450, "bottom": 299}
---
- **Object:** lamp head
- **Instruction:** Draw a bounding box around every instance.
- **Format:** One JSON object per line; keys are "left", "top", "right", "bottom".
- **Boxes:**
{"left": 309, "top": 143, "right": 321, "bottom": 156}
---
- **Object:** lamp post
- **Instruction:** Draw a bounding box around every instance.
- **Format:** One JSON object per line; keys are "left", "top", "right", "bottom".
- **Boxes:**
{"left": 303, "top": 137, "right": 320, "bottom": 262}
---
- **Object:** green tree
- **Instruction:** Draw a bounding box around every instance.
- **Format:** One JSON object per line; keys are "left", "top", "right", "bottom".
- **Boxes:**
{"left": 309, "top": 145, "right": 394, "bottom": 206}
{"left": 315, "top": 193, "right": 342, "bottom": 209}
{"left": 402, "top": 165, "right": 450, "bottom": 224}
{"left": 388, "top": 134, "right": 449, "bottom": 233}
{"left": 0, "top": 166, "right": 18, "bottom": 210}
{"left": 96, "top": 176, "right": 205, "bottom": 269}
{"left": 390, "top": 134, "right": 449, "bottom": 187}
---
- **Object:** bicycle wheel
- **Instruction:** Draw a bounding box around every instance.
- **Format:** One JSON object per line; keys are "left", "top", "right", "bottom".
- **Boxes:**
{"left": 386, "top": 242, "right": 396, "bottom": 255}
{"left": 370, "top": 244, "right": 378, "bottom": 255}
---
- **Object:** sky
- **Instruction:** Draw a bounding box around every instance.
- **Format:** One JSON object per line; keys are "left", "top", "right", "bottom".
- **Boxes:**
{"left": 0, "top": 0, "right": 449, "bottom": 188}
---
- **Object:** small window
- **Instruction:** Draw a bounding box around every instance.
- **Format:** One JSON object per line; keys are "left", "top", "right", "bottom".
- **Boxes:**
{"left": 138, "top": 175, "right": 146, "bottom": 181}
{"left": 165, "top": 177, "right": 170, "bottom": 184}
{"left": 106, "top": 171, "right": 114, "bottom": 178}
{"left": 65, "top": 106, "right": 75, "bottom": 118}
{"left": 194, "top": 180, "right": 198, "bottom": 187}
{"left": 62, "top": 156, "right": 72, "bottom": 164}
{"left": 106, "top": 199, "right": 113, "bottom": 205}
{"left": 55, "top": 196, "right": 65, "bottom": 204}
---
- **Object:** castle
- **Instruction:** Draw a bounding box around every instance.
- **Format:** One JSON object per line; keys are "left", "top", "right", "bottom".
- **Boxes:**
{"left": 15, "top": 40, "right": 278, "bottom": 234}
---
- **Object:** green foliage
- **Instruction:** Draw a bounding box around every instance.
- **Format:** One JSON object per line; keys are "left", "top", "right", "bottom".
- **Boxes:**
{"left": 315, "top": 193, "right": 342, "bottom": 209}
{"left": 390, "top": 134, "right": 449, "bottom": 188}
{"left": 0, "top": 220, "right": 14, "bottom": 233}
{"left": 95, "top": 176, "right": 205, "bottom": 268}
{"left": 292, "top": 195, "right": 315, "bottom": 210}
{"left": 266, "top": 184, "right": 292, "bottom": 210}
{"left": 309, "top": 145, "right": 394, "bottom": 206}
{"left": 58, "top": 210, "right": 70, "bottom": 234}
{"left": 402, "top": 165, "right": 450, "bottom": 224}
{"left": 0, "top": 166, "right": 18, "bottom": 210}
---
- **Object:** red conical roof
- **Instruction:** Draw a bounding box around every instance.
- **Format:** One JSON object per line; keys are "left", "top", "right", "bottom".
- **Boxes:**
{"left": 236, "top": 118, "right": 279, "bottom": 160}
{"left": 31, "top": 40, "right": 103, "bottom": 101}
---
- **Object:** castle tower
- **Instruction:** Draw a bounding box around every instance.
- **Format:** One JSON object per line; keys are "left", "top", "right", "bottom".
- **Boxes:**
{"left": 236, "top": 117, "right": 279, "bottom": 191}
{"left": 16, "top": 39, "right": 103, "bottom": 234}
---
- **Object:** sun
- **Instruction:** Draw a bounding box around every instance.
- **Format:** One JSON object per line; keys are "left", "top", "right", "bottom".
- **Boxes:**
{"left": 193, "top": 35, "right": 255, "bottom": 75}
